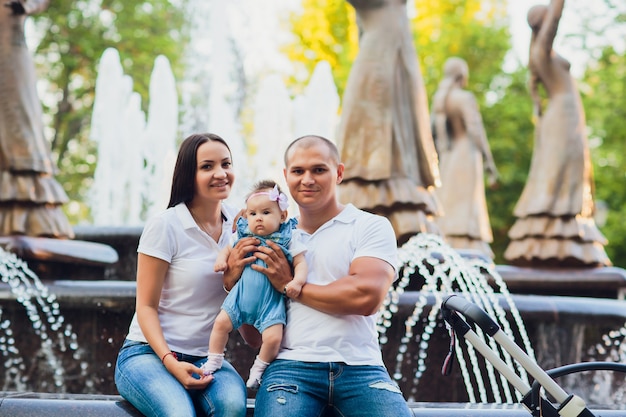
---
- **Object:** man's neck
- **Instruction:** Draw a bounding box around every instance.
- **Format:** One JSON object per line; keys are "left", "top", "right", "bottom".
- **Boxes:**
{"left": 298, "top": 202, "right": 345, "bottom": 234}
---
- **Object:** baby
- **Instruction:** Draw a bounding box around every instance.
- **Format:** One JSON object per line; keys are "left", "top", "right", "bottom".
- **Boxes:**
{"left": 201, "top": 180, "right": 307, "bottom": 389}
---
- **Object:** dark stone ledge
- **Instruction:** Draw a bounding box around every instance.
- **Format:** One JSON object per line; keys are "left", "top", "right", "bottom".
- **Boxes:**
{"left": 3, "top": 392, "right": 626, "bottom": 416}
{"left": 0, "top": 392, "right": 536, "bottom": 417}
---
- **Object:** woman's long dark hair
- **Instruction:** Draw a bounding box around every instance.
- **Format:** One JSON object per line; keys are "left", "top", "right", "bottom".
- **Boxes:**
{"left": 167, "top": 133, "right": 232, "bottom": 208}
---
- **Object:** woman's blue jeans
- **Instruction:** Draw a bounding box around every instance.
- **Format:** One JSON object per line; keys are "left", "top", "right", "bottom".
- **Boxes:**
{"left": 115, "top": 339, "right": 246, "bottom": 417}
{"left": 253, "top": 360, "right": 412, "bottom": 417}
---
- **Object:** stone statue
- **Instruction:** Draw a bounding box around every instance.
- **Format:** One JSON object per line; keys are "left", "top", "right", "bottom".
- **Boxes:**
{"left": 504, "top": 0, "right": 610, "bottom": 267}
{"left": 432, "top": 57, "right": 499, "bottom": 259}
{"left": 335, "top": 0, "right": 442, "bottom": 245}
{"left": 0, "top": 0, "right": 74, "bottom": 238}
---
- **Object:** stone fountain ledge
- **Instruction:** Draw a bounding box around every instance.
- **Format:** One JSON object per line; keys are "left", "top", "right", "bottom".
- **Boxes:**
{"left": 0, "top": 391, "right": 539, "bottom": 417}
{"left": 3, "top": 392, "right": 626, "bottom": 416}
{"left": 494, "top": 265, "right": 626, "bottom": 299}
{"left": 4, "top": 279, "right": 626, "bottom": 318}
{"left": 69, "top": 225, "right": 626, "bottom": 299}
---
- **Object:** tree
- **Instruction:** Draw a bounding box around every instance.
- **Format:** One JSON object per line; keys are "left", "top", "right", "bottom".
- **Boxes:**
{"left": 284, "top": 1, "right": 509, "bottom": 97}
{"left": 30, "top": 0, "right": 187, "bottom": 223}
{"left": 281, "top": 0, "right": 358, "bottom": 98}
{"left": 480, "top": 68, "right": 535, "bottom": 263}
{"left": 581, "top": 46, "right": 626, "bottom": 267}
{"left": 410, "top": 0, "right": 510, "bottom": 99}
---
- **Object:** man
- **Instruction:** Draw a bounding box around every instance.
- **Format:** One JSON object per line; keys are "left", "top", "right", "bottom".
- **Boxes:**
{"left": 226, "top": 135, "right": 412, "bottom": 416}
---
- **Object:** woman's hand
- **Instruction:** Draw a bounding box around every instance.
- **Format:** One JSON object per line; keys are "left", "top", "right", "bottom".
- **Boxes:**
{"left": 223, "top": 237, "right": 259, "bottom": 291}
{"left": 251, "top": 240, "right": 293, "bottom": 292}
{"left": 163, "top": 356, "right": 214, "bottom": 389}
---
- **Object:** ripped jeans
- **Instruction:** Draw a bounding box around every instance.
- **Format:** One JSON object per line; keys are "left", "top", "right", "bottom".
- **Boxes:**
{"left": 253, "top": 360, "right": 412, "bottom": 417}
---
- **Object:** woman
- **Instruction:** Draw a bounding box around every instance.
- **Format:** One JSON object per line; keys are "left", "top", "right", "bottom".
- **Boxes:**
{"left": 114, "top": 133, "right": 248, "bottom": 416}
{"left": 432, "top": 57, "right": 499, "bottom": 259}
{"left": 335, "top": 0, "right": 442, "bottom": 245}
{"left": 504, "top": 0, "right": 610, "bottom": 267}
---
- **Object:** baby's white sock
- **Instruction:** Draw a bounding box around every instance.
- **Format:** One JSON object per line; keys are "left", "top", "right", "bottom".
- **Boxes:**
{"left": 201, "top": 353, "right": 224, "bottom": 375}
{"left": 246, "top": 356, "right": 270, "bottom": 390}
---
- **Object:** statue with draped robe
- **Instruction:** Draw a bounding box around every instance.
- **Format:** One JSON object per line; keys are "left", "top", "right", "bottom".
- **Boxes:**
{"left": 0, "top": 0, "right": 73, "bottom": 238}
{"left": 504, "top": 0, "right": 610, "bottom": 267}
{"left": 432, "top": 57, "right": 499, "bottom": 259}
{"left": 335, "top": 0, "right": 442, "bottom": 245}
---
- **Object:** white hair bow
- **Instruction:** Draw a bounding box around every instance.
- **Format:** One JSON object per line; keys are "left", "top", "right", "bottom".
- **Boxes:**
{"left": 268, "top": 185, "right": 289, "bottom": 211}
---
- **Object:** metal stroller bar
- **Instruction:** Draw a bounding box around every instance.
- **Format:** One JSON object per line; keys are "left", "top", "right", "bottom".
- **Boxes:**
{"left": 441, "top": 294, "right": 595, "bottom": 417}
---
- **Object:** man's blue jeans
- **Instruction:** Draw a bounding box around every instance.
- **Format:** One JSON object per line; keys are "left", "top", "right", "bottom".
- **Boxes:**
{"left": 253, "top": 360, "right": 412, "bottom": 417}
{"left": 115, "top": 339, "right": 246, "bottom": 417}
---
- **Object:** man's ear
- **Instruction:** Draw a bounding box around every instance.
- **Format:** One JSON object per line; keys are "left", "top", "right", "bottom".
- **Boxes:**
{"left": 336, "top": 163, "right": 345, "bottom": 185}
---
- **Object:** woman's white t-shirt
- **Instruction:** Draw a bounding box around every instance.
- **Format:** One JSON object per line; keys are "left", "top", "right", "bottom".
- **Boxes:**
{"left": 125, "top": 202, "right": 238, "bottom": 356}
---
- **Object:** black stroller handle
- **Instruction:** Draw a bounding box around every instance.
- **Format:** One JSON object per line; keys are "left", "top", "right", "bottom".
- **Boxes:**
{"left": 441, "top": 294, "right": 500, "bottom": 337}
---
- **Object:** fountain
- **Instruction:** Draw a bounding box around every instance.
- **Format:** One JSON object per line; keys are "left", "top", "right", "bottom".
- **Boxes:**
{"left": 2, "top": 2, "right": 626, "bottom": 416}
{"left": 2, "top": 229, "right": 626, "bottom": 415}
{"left": 89, "top": 48, "right": 178, "bottom": 227}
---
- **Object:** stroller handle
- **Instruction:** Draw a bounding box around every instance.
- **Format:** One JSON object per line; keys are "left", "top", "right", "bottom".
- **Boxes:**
{"left": 441, "top": 294, "right": 597, "bottom": 417}
{"left": 441, "top": 294, "right": 500, "bottom": 337}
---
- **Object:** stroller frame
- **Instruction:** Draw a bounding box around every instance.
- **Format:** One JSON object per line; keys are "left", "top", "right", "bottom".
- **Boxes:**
{"left": 441, "top": 294, "right": 626, "bottom": 417}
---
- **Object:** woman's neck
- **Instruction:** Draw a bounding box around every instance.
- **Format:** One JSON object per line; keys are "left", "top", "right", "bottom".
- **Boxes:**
{"left": 186, "top": 200, "right": 222, "bottom": 225}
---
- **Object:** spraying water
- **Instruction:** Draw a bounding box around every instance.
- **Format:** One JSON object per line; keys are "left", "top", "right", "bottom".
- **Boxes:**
{"left": 90, "top": 49, "right": 178, "bottom": 225}
{"left": 0, "top": 247, "right": 87, "bottom": 392}
{"left": 379, "top": 233, "right": 535, "bottom": 402}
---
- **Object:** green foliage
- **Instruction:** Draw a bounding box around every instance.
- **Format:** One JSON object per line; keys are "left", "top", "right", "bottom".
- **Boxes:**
{"left": 581, "top": 46, "right": 626, "bottom": 267}
{"left": 283, "top": 0, "right": 511, "bottom": 102}
{"left": 29, "top": 0, "right": 188, "bottom": 224}
{"left": 411, "top": 0, "right": 511, "bottom": 102}
{"left": 480, "top": 69, "right": 534, "bottom": 263}
{"left": 282, "top": 0, "right": 358, "bottom": 97}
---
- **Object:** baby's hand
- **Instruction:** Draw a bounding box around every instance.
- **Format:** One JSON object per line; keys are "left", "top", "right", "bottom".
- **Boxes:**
{"left": 286, "top": 282, "right": 303, "bottom": 299}
{"left": 214, "top": 261, "right": 228, "bottom": 272}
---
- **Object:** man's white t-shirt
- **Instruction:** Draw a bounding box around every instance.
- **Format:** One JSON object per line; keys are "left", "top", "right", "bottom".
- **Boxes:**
{"left": 278, "top": 204, "right": 398, "bottom": 366}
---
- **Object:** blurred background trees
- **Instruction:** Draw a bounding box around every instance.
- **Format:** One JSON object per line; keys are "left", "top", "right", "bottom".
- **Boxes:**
{"left": 28, "top": 0, "right": 626, "bottom": 266}
{"left": 29, "top": 0, "right": 187, "bottom": 220}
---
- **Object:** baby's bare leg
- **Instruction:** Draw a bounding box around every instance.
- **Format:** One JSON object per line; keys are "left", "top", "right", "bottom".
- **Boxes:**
{"left": 201, "top": 310, "right": 233, "bottom": 375}
{"left": 247, "top": 324, "right": 283, "bottom": 389}
{"left": 258, "top": 323, "right": 283, "bottom": 363}
{"left": 209, "top": 310, "right": 233, "bottom": 353}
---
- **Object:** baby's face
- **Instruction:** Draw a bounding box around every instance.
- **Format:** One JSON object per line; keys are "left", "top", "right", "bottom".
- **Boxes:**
{"left": 245, "top": 193, "right": 285, "bottom": 236}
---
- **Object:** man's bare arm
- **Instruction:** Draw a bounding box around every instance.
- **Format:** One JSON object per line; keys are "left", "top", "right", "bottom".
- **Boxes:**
{"left": 253, "top": 241, "right": 393, "bottom": 316}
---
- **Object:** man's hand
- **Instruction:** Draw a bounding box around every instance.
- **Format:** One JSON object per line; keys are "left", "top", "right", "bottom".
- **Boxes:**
{"left": 223, "top": 237, "right": 258, "bottom": 291}
{"left": 251, "top": 240, "right": 293, "bottom": 292}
